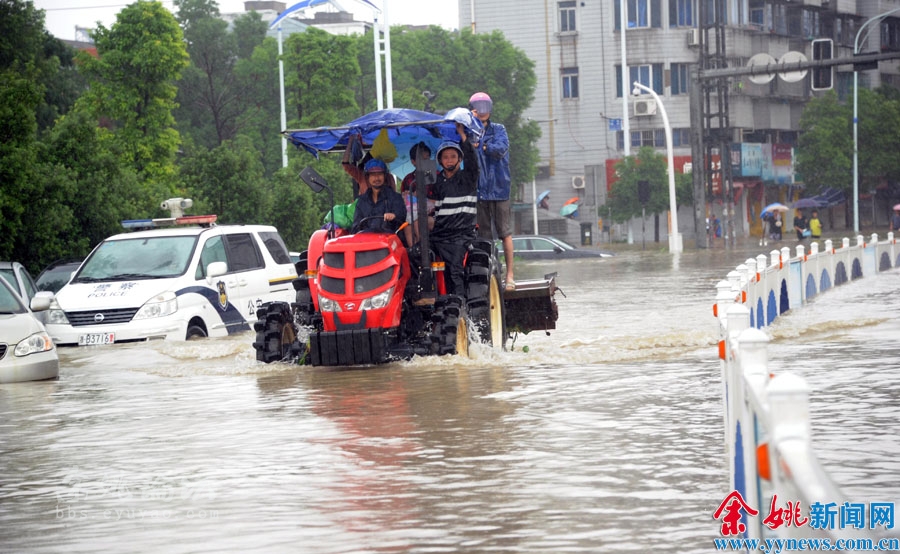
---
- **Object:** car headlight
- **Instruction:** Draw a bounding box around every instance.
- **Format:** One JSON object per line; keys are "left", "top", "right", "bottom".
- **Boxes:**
{"left": 46, "top": 308, "right": 70, "bottom": 325}
{"left": 318, "top": 295, "right": 341, "bottom": 312}
{"left": 360, "top": 287, "right": 394, "bottom": 310}
{"left": 134, "top": 291, "right": 178, "bottom": 320}
{"left": 15, "top": 332, "right": 55, "bottom": 356}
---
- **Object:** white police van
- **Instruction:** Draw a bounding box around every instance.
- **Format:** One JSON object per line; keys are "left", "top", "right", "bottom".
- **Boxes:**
{"left": 45, "top": 206, "right": 297, "bottom": 346}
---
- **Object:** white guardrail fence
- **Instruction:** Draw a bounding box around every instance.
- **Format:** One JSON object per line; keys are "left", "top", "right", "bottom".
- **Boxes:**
{"left": 715, "top": 233, "right": 900, "bottom": 547}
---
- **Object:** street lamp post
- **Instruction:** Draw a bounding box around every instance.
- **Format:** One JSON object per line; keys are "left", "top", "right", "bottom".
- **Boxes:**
{"left": 278, "top": 26, "right": 287, "bottom": 168}
{"left": 632, "top": 82, "right": 683, "bottom": 253}
{"left": 853, "top": 7, "right": 900, "bottom": 234}
{"left": 528, "top": 117, "right": 557, "bottom": 236}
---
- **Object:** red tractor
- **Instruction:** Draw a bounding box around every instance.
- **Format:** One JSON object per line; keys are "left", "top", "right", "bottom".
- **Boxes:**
{"left": 253, "top": 166, "right": 559, "bottom": 366}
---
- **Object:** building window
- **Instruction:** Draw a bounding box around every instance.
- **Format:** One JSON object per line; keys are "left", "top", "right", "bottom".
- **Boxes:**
{"left": 562, "top": 67, "right": 579, "bottom": 99}
{"left": 704, "top": 0, "right": 727, "bottom": 25}
{"left": 617, "top": 128, "right": 692, "bottom": 150}
{"left": 614, "top": 0, "right": 662, "bottom": 30}
{"left": 616, "top": 64, "right": 664, "bottom": 97}
{"left": 671, "top": 63, "right": 691, "bottom": 95}
{"left": 669, "top": 0, "right": 693, "bottom": 27}
{"left": 559, "top": 1, "right": 576, "bottom": 32}
{"left": 883, "top": 19, "right": 900, "bottom": 51}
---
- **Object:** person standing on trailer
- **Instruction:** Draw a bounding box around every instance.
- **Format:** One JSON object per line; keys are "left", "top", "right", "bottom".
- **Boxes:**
{"left": 469, "top": 92, "right": 515, "bottom": 292}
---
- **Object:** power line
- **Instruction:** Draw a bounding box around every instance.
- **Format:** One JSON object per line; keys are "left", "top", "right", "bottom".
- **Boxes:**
{"left": 41, "top": 2, "right": 173, "bottom": 11}
{"left": 43, "top": 4, "right": 132, "bottom": 11}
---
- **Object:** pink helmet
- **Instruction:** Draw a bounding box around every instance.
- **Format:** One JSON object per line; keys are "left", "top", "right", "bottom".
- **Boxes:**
{"left": 468, "top": 92, "right": 492, "bottom": 114}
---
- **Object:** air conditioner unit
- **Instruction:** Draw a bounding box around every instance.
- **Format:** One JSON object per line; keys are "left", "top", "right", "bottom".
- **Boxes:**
{"left": 688, "top": 28, "right": 701, "bottom": 47}
{"left": 633, "top": 98, "right": 657, "bottom": 116}
{"left": 572, "top": 175, "right": 585, "bottom": 189}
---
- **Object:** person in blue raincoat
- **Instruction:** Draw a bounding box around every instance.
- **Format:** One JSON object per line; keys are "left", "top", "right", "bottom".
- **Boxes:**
{"left": 469, "top": 92, "right": 515, "bottom": 291}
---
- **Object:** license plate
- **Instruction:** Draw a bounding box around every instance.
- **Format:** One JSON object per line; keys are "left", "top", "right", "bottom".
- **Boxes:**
{"left": 78, "top": 332, "right": 115, "bottom": 346}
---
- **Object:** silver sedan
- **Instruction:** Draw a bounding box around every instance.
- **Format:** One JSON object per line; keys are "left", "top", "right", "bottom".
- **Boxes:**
{"left": 0, "top": 278, "right": 58, "bottom": 383}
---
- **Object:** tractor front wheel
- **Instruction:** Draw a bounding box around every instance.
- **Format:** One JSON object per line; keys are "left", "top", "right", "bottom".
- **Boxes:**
{"left": 253, "top": 302, "right": 298, "bottom": 363}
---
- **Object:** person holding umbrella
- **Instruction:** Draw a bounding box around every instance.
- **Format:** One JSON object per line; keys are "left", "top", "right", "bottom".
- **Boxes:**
{"left": 793, "top": 210, "right": 809, "bottom": 240}
{"left": 891, "top": 205, "right": 900, "bottom": 233}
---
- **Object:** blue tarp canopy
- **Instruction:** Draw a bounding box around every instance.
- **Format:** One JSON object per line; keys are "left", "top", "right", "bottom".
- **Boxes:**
{"left": 283, "top": 108, "right": 484, "bottom": 173}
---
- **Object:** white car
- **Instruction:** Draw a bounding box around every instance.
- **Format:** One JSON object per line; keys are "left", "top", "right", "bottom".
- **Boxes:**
{"left": 0, "top": 278, "right": 58, "bottom": 383}
{"left": 45, "top": 221, "right": 297, "bottom": 346}
{"left": 0, "top": 261, "right": 39, "bottom": 303}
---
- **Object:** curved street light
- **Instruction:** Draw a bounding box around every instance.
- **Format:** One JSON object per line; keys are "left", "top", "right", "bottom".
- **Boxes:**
{"left": 853, "top": 7, "right": 900, "bottom": 233}
{"left": 632, "top": 82, "right": 682, "bottom": 253}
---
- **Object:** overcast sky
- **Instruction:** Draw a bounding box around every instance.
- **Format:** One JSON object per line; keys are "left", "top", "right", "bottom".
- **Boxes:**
{"left": 34, "top": 0, "right": 460, "bottom": 41}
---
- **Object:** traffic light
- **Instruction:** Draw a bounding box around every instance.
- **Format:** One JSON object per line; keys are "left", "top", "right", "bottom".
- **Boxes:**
{"left": 811, "top": 38, "right": 833, "bottom": 91}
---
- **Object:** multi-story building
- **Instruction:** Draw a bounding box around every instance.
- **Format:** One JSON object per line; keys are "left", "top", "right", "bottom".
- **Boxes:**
{"left": 459, "top": 0, "right": 900, "bottom": 245}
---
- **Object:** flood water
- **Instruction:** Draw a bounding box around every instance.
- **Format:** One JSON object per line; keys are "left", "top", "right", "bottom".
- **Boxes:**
{"left": 2, "top": 239, "right": 898, "bottom": 553}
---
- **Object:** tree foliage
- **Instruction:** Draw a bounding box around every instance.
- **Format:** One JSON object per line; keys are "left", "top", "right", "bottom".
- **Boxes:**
{"left": 606, "top": 147, "right": 691, "bottom": 224}
{"left": 796, "top": 88, "right": 900, "bottom": 196}
{"left": 75, "top": 0, "right": 188, "bottom": 186}
{"left": 795, "top": 91, "right": 852, "bottom": 195}
{"left": 284, "top": 27, "right": 360, "bottom": 127}
{"left": 180, "top": 135, "right": 270, "bottom": 224}
{"left": 0, "top": 0, "right": 82, "bottom": 132}
{"left": 175, "top": 2, "right": 270, "bottom": 152}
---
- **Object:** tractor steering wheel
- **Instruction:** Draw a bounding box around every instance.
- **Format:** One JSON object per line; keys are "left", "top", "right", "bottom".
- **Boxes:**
{"left": 351, "top": 215, "right": 392, "bottom": 234}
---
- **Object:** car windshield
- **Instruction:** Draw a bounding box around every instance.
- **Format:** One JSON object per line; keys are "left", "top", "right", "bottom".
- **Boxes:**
{"left": 74, "top": 236, "right": 198, "bottom": 282}
{"left": 0, "top": 269, "right": 16, "bottom": 290}
{"left": 36, "top": 264, "right": 80, "bottom": 293}
{"left": 550, "top": 237, "right": 578, "bottom": 250}
{"left": 0, "top": 280, "right": 26, "bottom": 314}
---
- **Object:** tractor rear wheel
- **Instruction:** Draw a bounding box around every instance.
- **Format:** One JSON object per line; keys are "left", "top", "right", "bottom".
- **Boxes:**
{"left": 465, "top": 241, "right": 507, "bottom": 349}
{"left": 428, "top": 295, "right": 469, "bottom": 357}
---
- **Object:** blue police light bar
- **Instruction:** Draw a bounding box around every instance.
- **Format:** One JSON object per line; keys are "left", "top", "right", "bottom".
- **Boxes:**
{"left": 121, "top": 219, "right": 154, "bottom": 229}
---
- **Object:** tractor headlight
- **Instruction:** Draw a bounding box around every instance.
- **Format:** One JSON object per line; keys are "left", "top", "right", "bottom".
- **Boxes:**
{"left": 15, "top": 332, "right": 55, "bottom": 357}
{"left": 134, "top": 291, "right": 178, "bottom": 320}
{"left": 318, "top": 295, "right": 341, "bottom": 312}
{"left": 360, "top": 287, "right": 393, "bottom": 311}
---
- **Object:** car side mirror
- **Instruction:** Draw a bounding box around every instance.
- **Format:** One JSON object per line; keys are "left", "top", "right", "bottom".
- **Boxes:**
{"left": 31, "top": 292, "right": 53, "bottom": 312}
{"left": 206, "top": 261, "right": 227, "bottom": 281}
{"left": 554, "top": 246, "right": 564, "bottom": 254}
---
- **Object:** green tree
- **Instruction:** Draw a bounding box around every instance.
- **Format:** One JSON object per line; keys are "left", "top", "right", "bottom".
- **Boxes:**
{"left": 173, "top": 0, "right": 220, "bottom": 35}
{"left": 232, "top": 10, "right": 268, "bottom": 60}
{"left": 180, "top": 135, "right": 271, "bottom": 224}
{"left": 606, "top": 147, "right": 691, "bottom": 224}
{"left": 1, "top": 0, "right": 82, "bottom": 132}
{"left": 0, "top": 69, "right": 44, "bottom": 264}
{"left": 795, "top": 91, "right": 852, "bottom": 196}
{"left": 233, "top": 38, "right": 284, "bottom": 175}
{"left": 283, "top": 27, "right": 360, "bottom": 127}
{"left": 175, "top": 3, "right": 269, "bottom": 150}
{"left": 75, "top": 0, "right": 189, "bottom": 187}
{"left": 858, "top": 86, "right": 900, "bottom": 184}
{"left": 41, "top": 111, "right": 145, "bottom": 253}
{"left": 176, "top": 16, "right": 241, "bottom": 148}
